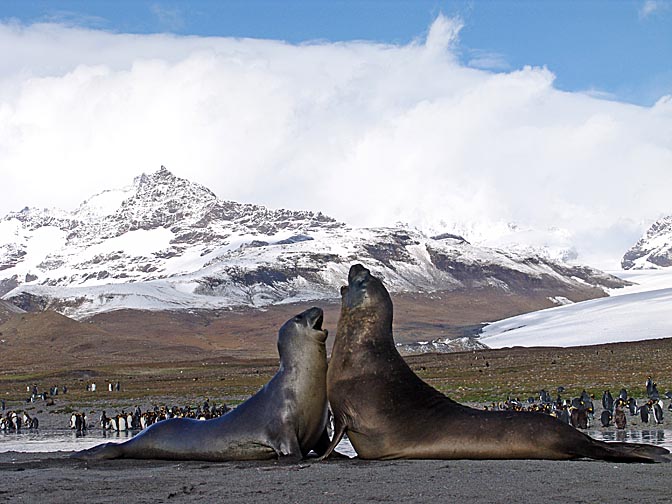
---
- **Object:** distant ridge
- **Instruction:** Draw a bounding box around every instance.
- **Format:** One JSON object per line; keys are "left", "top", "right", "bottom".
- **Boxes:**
{"left": 1, "top": 166, "right": 629, "bottom": 320}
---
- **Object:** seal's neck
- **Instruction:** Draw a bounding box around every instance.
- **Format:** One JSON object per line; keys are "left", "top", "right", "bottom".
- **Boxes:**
{"left": 337, "top": 306, "right": 394, "bottom": 349}
{"left": 279, "top": 340, "right": 327, "bottom": 376}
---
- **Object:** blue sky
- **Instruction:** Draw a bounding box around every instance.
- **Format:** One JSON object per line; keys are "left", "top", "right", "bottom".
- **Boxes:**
{"left": 1, "top": 1, "right": 671, "bottom": 268}
{"left": 2, "top": 0, "right": 671, "bottom": 106}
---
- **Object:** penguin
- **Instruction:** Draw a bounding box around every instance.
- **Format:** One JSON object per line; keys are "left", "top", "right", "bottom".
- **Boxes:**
{"left": 100, "top": 411, "right": 109, "bottom": 430}
{"left": 652, "top": 400, "right": 664, "bottom": 424}
{"left": 600, "top": 409, "right": 612, "bottom": 427}
{"left": 640, "top": 402, "right": 650, "bottom": 423}
{"left": 10, "top": 412, "right": 21, "bottom": 431}
{"left": 650, "top": 383, "right": 660, "bottom": 400}
{"left": 118, "top": 414, "right": 127, "bottom": 431}
{"left": 618, "top": 388, "right": 628, "bottom": 401}
{"left": 627, "top": 397, "right": 638, "bottom": 416}
{"left": 646, "top": 376, "right": 654, "bottom": 397}
{"left": 614, "top": 401, "right": 627, "bottom": 429}
{"left": 602, "top": 390, "right": 614, "bottom": 413}
{"left": 584, "top": 399, "right": 595, "bottom": 425}
{"left": 571, "top": 406, "right": 588, "bottom": 429}
{"left": 557, "top": 406, "right": 571, "bottom": 425}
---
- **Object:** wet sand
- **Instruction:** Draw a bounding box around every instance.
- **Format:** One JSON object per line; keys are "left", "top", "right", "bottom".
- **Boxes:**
{"left": 1, "top": 451, "right": 671, "bottom": 503}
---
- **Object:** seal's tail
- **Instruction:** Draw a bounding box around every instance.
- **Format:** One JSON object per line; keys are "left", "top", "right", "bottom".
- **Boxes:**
{"left": 588, "top": 440, "right": 671, "bottom": 463}
{"left": 71, "top": 442, "right": 124, "bottom": 460}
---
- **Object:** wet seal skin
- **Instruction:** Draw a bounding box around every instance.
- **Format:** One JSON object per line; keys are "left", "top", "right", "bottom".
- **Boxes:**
{"left": 74, "top": 307, "right": 330, "bottom": 462}
{"left": 321, "top": 264, "right": 670, "bottom": 463}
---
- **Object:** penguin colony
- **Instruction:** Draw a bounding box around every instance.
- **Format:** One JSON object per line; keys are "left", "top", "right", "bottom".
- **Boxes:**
{"left": 482, "top": 377, "right": 671, "bottom": 430}
{"left": 67, "top": 401, "right": 230, "bottom": 432}
{"left": 66, "top": 379, "right": 671, "bottom": 433}
{"left": 0, "top": 411, "right": 39, "bottom": 431}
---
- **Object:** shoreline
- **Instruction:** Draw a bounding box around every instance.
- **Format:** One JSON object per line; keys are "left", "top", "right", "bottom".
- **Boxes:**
{"left": 1, "top": 451, "right": 671, "bottom": 503}
{"left": 2, "top": 397, "right": 671, "bottom": 503}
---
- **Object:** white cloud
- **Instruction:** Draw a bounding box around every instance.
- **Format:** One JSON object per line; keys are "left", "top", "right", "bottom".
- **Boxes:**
{"left": 0, "top": 16, "right": 671, "bottom": 269}
{"left": 639, "top": 0, "right": 670, "bottom": 18}
{"left": 466, "top": 49, "right": 510, "bottom": 71}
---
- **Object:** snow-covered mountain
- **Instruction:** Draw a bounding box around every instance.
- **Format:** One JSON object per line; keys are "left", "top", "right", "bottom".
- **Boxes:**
{"left": 0, "top": 167, "right": 628, "bottom": 320}
{"left": 622, "top": 216, "right": 672, "bottom": 270}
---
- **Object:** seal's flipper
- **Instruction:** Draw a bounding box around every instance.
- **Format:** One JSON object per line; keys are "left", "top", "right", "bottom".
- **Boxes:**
{"left": 275, "top": 433, "right": 303, "bottom": 463}
{"left": 72, "top": 442, "right": 124, "bottom": 460}
{"left": 308, "top": 426, "right": 349, "bottom": 459}
{"left": 317, "top": 418, "right": 347, "bottom": 461}
{"left": 277, "top": 452, "right": 303, "bottom": 464}
{"left": 589, "top": 441, "right": 671, "bottom": 463}
{"left": 311, "top": 426, "right": 331, "bottom": 456}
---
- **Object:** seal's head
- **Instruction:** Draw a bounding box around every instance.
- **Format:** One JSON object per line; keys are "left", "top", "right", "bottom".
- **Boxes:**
{"left": 339, "top": 264, "right": 393, "bottom": 341}
{"left": 342, "top": 264, "right": 392, "bottom": 311}
{"left": 278, "top": 307, "right": 328, "bottom": 358}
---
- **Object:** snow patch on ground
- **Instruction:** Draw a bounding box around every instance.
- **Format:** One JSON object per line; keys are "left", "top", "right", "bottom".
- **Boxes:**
{"left": 480, "top": 269, "right": 672, "bottom": 348}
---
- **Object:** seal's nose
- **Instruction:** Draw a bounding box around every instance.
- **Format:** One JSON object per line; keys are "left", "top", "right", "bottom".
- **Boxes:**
{"left": 348, "top": 264, "right": 369, "bottom": 283}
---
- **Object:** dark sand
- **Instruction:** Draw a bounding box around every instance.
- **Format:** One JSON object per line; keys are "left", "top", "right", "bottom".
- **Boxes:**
{"left": 0, "top": 451, "right": 670, "bottom": 504}
{"left": 2, "top": 401, "right": 672, "bottom": 503}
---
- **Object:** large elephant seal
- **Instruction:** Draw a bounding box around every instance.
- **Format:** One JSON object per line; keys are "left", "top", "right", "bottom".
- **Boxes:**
{"left": 321, "top": 264, "right": 670, "bottom": 463}
{"left": 74, "top": 307, "right": 329, "bottom": 462}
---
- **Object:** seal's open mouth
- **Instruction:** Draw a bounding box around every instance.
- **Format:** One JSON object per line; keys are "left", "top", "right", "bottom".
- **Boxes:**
{"left": 303, "top": 307, "right": 325, "bottom": 333}
{"left": 312, "top": 311, "right": 324, "bottom": 331}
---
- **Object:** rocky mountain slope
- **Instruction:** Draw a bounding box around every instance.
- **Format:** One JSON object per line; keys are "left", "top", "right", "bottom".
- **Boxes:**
{"left": 622, "top": 216, "right": 672, "bottom": 270}
{"left": 1, "top": 167, "right": 628, "bottom": 321}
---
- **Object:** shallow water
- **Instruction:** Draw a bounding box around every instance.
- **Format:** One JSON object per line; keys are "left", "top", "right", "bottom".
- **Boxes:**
{"left": 1, "top": 429, "right": 670, "bottom": 457}
{"left": 588, "top": 428, "right": 672, "bottom": 449}
{"left": 0, "top": 428, "right": 359, "bottom": 457}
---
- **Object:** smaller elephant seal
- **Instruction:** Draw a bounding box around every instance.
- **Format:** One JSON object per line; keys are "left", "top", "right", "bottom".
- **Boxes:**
{"left": 321, "top": 264, "right": 670, "bottom": 463}
{"left": 74, "top": 307, "right": 329, "bottom": 462}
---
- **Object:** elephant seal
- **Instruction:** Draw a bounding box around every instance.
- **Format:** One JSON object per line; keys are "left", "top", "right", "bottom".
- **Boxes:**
{"left": 74, "top": 307, "right": 329, "bottom": 462}
{"left": 321, "top": 264, "right": 670, "bottom": 463}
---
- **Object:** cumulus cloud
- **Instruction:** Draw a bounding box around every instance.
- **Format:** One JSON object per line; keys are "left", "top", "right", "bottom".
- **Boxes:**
{"left": 0, "top": 16, "right": 671, "bottom": 269}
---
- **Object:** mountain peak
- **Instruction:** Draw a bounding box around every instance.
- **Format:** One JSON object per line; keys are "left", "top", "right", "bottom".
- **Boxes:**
{"left": 622, "top": 216, "right": 672, "bottom": 269}
{"left": 134, "top": 165, "right": 177, "bottom": 185}
{"left": 0, "top": 166, "right": 345, "bottom": 289}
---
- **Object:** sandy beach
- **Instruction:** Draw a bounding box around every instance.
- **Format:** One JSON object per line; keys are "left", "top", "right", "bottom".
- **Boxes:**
{"left": 1, "top": 404, "right": 671, "bottom": 503}
{"left": 0, "top": 451, "right": 670, "bottom": 503}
